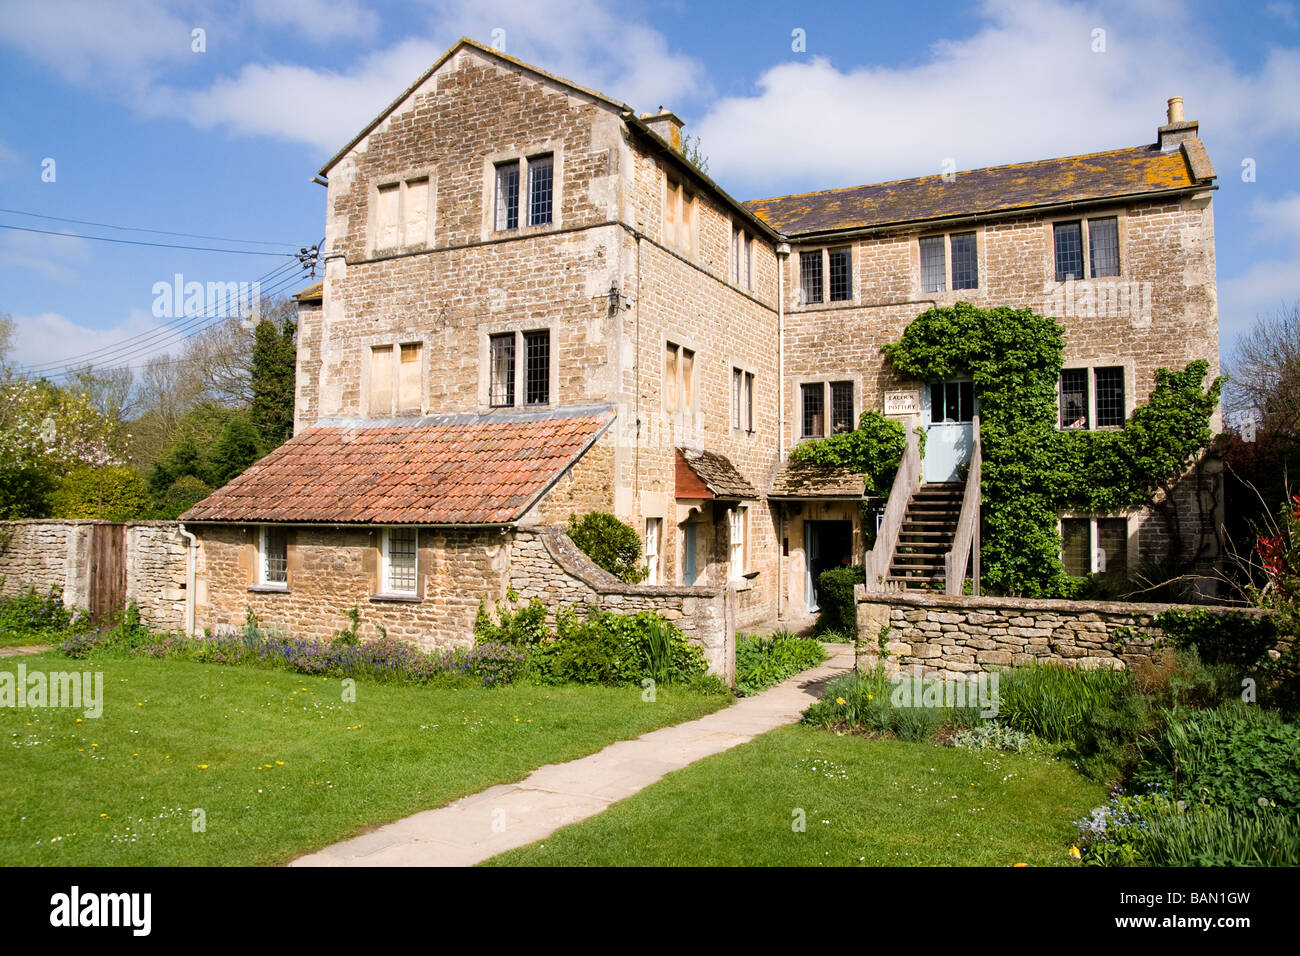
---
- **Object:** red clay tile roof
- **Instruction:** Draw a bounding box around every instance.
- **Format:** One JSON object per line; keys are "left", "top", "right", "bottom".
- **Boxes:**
{"left": 181, "top": 406, "right": 615, "bottom": 525}
{"left": 676, "top": 447, "right": 758, "bottom": 500}
{"left": 745, "top": 143, "right": 1212, "bottom": 236}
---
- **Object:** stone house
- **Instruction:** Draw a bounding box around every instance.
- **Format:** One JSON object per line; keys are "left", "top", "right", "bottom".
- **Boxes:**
{"left": 179, "top": 39, "right": 1220, "bottom": 658}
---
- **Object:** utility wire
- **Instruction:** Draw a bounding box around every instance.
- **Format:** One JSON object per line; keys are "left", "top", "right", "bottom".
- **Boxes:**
{"left": 0, "top": 222, "right": 298, "bottom": 256}
{"left": 0, "top": 207, "right": 300, "bottom": 248}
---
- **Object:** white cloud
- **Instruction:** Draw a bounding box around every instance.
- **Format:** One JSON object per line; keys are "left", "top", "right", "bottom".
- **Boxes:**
{"left": 243, "top": 0, "right": 380, "bottom": 44}
{"left": 1219, "top": 192, "right": 1300, "bottom": 347}
{"left": 1, "top": 230, "right": 91, "bottom": 283}
{"left": 9, "top": 307, "right": 184, "bottom": 373}
{"left": 695, "top": 0, "right": 1300, "bottom": 197}
{"left": 1266, "top": 2, "right": 1299, "bottom": 28}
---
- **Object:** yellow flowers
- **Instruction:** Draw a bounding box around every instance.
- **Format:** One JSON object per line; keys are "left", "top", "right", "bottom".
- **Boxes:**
{"left": 275, "top": 760, "right": 284, "bottom": 766}
{"left": 136, "top": 701, "right": 143, "bottom": 707}
{"left": 1013, "top": 862, "right": 1028, "bottom": 867}
{"left": 75, "top": 718, "right": 82, "bottom": 723}
{"left": 197, "top": 764, "right": 209, "bottom": 770}
{"left": 99, "top": 813, "right": 108, "bottom": 818}
{"left": 836, "top": 697, "right": 846, "bottom": 705}
{"left": 1068, "top": 845, "right": 1081, "bottom": 860}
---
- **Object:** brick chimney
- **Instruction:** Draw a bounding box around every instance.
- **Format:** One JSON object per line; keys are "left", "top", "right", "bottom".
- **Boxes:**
{"left": 1158, "top": 96, "right": 1199, "bottom": 150}
{"left": 641, "top": 108, "right": 684, "bottom": 152}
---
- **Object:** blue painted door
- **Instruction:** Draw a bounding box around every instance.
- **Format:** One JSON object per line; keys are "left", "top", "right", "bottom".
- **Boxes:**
{"left": 923, "top": 381, "right": 976, "bottom": 482}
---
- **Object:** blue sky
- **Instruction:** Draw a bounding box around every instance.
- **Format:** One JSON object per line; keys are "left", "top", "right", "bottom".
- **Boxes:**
{"left": 1, "top": 0, "right": 1298, "bottom": 382}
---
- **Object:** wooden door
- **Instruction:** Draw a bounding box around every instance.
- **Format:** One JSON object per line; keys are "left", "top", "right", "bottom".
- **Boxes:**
{"left": 89, "top": 523, "right": 126, "bottom": 623}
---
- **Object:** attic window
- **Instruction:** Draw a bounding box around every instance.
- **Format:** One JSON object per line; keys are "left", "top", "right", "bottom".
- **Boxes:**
{"left": 374, "top": 176, "right": 431, "bottom": 251}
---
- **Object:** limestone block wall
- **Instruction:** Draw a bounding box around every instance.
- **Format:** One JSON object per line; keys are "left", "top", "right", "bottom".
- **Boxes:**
{"left": 510, "top": 528, "right": 734, "bottom": 681}
{"left": 0, "top": 520, "right": 188, "bottom": 632}
{"left": 854, "top": 587, "right": 1265, "bottom": 677}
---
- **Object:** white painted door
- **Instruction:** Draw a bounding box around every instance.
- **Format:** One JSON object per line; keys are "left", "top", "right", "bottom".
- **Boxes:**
{"left": 923, "top": 380, "right": 976, "bottom": 482}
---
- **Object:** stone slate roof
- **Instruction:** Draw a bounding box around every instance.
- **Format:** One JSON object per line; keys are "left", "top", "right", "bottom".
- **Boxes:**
{"left": 769, "top": 461, "right": 866, "bottom": 499}
{"left": 181, "top": 406, "right": 615, "bottom": 525}
{"left": 745, "top": 143, "right": 1213, "bottom": 236}
{"left": 295, "top": 281, "right": 323, "bottom": 303}
{"left": 677, "top": 447, "right": 758, "bottom": 500}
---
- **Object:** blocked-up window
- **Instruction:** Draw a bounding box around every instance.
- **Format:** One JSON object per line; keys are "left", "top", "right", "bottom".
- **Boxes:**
{"left": 800, "top": 251, "right": 823, "bottom": 304}
{"left": 376, "top": 184, "right": 400, "bottom": 249}
{"left": 1095, "top": 367, "right": 1125, "bottom": 427}
{"left": 829, "top": 247, "right": 852, "bottom": 301}
{"left": 403, "top": 178, "right": 429, "bottom": 246}
{"left": 664, "top": 343, "right": 679, "bottom": 411}
{"left": 383, "top": 527, "right": 418, "bottom": 595}
{"left": 1061, "top": 519, "right": 1090, "bottom": 577}
{"left": 950, "top": 232, "right": 978, "bottom": 290}
{"left": 1054, "top": 221, "right": 1085, "bottom": 281}
{"left": 260, "top": 526, "right": 288, "bottom": 586}
{"left": 524, "top": 330, "right": 550, "bottom": 406}
{"left": 494, "top": 161, "right": 520, "bottom": 231}
{"left": 1060, "top": 369, "right": 1089, "bottom": 429}
{"left": 920, "top": 236, "right": 946, "bottom": 293}
{"left": 801, "top": 383, "right": 824, "bottom": 438}
{"left": 489, "top": 333, "right": 515, "bottom": 407}
{"left": 664, "top": 341, "right": 695, "bottom": 415}
{"left": 733, "top": 227, "right": 753, "bottom": 290}
{"left": 1089, "top": 217, "right": 1120, "bottom": 277}
{"left": 831, "top": 381, "right": 854, "bottom": 434}
{"left": 527, "top": 154, "right": 554, "bottom": 226}
{"left": 369, "top": 345, "right": 393, "bottom": 416}
{"left": 398, "top": 343, "right": 422, "bottom": 414}
{"left": 664, "top": 177, "right": 695, "bottom": 256}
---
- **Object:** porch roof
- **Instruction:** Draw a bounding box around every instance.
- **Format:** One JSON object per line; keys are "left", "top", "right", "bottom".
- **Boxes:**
{"left": 768, "top": 461, "right": 866, "bottom": 499}
{"left": 180, "top": 405, "right": 615, "bottom": 525}
{"left": 675, "top": 447, "right": 759, "bottom": 501}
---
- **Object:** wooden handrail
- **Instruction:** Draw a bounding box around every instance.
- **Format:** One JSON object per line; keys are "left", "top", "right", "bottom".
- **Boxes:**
{"left": 945, "top": 413, "right": 982, "bottom": 596}
{"left": 864, "top": 427, "right": 921, "bottom": 593}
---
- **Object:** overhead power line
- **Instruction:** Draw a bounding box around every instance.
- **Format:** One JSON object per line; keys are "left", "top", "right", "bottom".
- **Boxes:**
{"left": 0, "top": 222, "right": 298, "bottom": 256}
{"left": 0, "top": 207, "right": 300, "bottom": 248}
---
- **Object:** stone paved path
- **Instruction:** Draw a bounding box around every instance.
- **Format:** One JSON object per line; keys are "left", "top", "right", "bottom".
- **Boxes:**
{"left": 290, "top": 642, "right": 854, "bottom": 867}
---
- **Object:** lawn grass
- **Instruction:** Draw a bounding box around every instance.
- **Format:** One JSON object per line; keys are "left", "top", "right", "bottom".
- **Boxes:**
{"left": 0, "top": 650, "right": 730, "bottom": 865}
{"left": 483, "top": 724, "right": 1107, "bottom": 866}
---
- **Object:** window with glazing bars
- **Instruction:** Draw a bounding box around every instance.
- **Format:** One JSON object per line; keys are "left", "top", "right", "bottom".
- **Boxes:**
{"left": 731, "top": 368, "right": 754, "bottom": 431}
{"left": 1054, "top": 221, "right": 1084, "bottom": 281}
{"left": 829, "top": 247, "right": 852, "bottom": 301}
{"left": 920, "top": 236, "right": 946, "bottom": 293}
{"left": 1097, "top": 518, "right": 1127, "bottom": 577}
{"left": 1089, "top": 217, "right": 1120, "bottom": 277}
{"left": 801, "top": 383, "right": 824, "bottom": 438}
{"left": 831, "top": 381, "right": 854, "bottom": 433}
{"left": 950, "top": 232, "right": 978, "bottom": 289}
{"left": 1060, "top": 369, "right": 1089, "bottom": 428}
{"left": 385, "top": 527, "right": 417, "bottom": 593}
{"left": 494, "top": 162, "right": 519, "bottom": 231}
{"left": 489, "top": 333, "right": 515, "bottom": 407}
{"left": 527, "top": 155, "right": 553, "bottom": 226}
{"left": 930, "top": 381, "right": 974, "bottom": 423}
{"left": 800, "top": 251, "right": 823, "bottom": 304}
{"left": 1061, "top": 519, "right": 1089, "bottom": 577}
{"left": 524, "top": 330, "right": 549, "bottom": 405}
{"left": 1095, "top": 367, "right": 1125, "bottom": 427}
{"left": 261, "top": 526, "right": 287, "bottom": 585}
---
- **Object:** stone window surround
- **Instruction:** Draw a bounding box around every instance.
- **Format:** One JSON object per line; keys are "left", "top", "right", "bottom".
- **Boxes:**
{"left": 728, "top": 502, "right": 750, "bottom": 583}
{"left": 794, "top": 244, "right": 856, "bottom": 308}
{"left": 1057, "top": 358, "right": 1133, "bottom": 431}
{"left": 794, "top": 373, "right": 858, "bottom": 445}
{"left": 366, "top": 166, "right": 436, "bottom": 256}
{"left": 1044, "top": 208, "right": 1129, "bottom": 283}
{"left": 914, "top": 226, "right": 985, "bottom": 296}
{"left": 359, "top": 334, "right": 427, "bottom": 418}
{"left": 376, "top": 526, "right": 421, "bottom": 600}
{"left": 662, "top": 333, "right": 700, "bottom": 428}
{"left": 662, "top": 170, "right": 698, "bottom": 258}
{"left": 249, "top": 524, "right": 290, "bottom": 593}
{"left": 1058, "top": 512, "right": 1137, "bottom": 576}
{"left": 479, "top": 142, "right": 565, "bottom": 241}
{"left": 476, "top": 320, "right": 558, "bottom": 411}
{"left": 729, "top": 219, "right": 754, "bottom": 291}
{"left": 729, "top": 360, "right": 756, "bottom": 435}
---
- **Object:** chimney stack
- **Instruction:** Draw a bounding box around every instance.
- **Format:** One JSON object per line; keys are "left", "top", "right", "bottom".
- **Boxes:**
{"left": 1158, "top": 95, "right": 1199, "bottom": 150}
{"left": 641, "top": 108, "right": 685, "bottom": 152}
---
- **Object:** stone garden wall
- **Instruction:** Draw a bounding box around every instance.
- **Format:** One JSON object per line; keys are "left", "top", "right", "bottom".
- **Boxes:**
{"left": 855, "top": 586, "right": 1267, "bottom": 677}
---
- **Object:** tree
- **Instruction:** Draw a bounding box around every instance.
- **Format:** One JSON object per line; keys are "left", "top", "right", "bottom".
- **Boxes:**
{"left": 1225, "top": 302, "right": 1300, "bottom": 438}
{"left": 250, "top": 316, "right": 296, "bottom": 449}
{"left": 49, "top": 466, "right": 149, "bottom": 520}
{"left": 203, "top": 413, "right": 264, "bottom": 487}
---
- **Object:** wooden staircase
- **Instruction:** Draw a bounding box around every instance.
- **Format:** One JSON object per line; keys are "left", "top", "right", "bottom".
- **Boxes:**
{"left": 887, "top": 482, "right": 964, "bottom": 590}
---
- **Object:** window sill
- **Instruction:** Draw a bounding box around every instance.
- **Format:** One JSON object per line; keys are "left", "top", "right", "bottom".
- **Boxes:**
{"left": 248, "top": 584, "right": 289, "bottom": 594}
{"left": 370, "top": 593, "right": 421, "bottom": 604}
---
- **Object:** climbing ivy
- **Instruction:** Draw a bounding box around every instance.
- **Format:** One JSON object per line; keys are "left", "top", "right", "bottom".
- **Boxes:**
{"left": 787, "top": 410, "right": 906, "bottom": 496}
{"left": 883, "top": 302, "right": 1221, "bottom": 597}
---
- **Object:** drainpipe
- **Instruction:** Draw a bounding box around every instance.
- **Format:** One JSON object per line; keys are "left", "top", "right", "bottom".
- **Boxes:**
{"left": 775, "top": 242, "right": 790, "bottom": 620}
{"left": 177, "top": 524, "right": 197, "bottom": 636}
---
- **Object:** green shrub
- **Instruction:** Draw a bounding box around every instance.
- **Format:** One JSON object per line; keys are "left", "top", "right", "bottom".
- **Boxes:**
{"left": 566, "top": 512, "right": 648, "bottom": 584}
{"left": 473, "top": 591, "right": 550, "bottom": 648}
{"left": 1135, "top": 705, "right": 1300, "bottom": 812}
{"left": 49, "top": 466, "right": 149, "bottom": 520}
{"left": 734, "top": 630, "right": 827, "bottom": 696}
{"left": 0, "top": 585, "right": 89, "bottom": 644}
{"left": 787, "top": 410, "right": 906, "bottom": 495}
{"left": 802, "top": 667, "right": 979, "bottom": 742}
{"left": 1153, "top": 608, "right": 1278, "bottom": 672}
{"left": 814, "top": 566, "right": 863, "bottom": 636}
{"left": 529, "top": 607, "right": 706, "bottom": 687}
{"left": 996, "top": 662, "right": 1136, "bottom": 745}
{"left": 151, "top": 475, "right": 213, "bottom": 520}
{"left": 951, "top": 721, "right": 1034, "bottom": 753}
